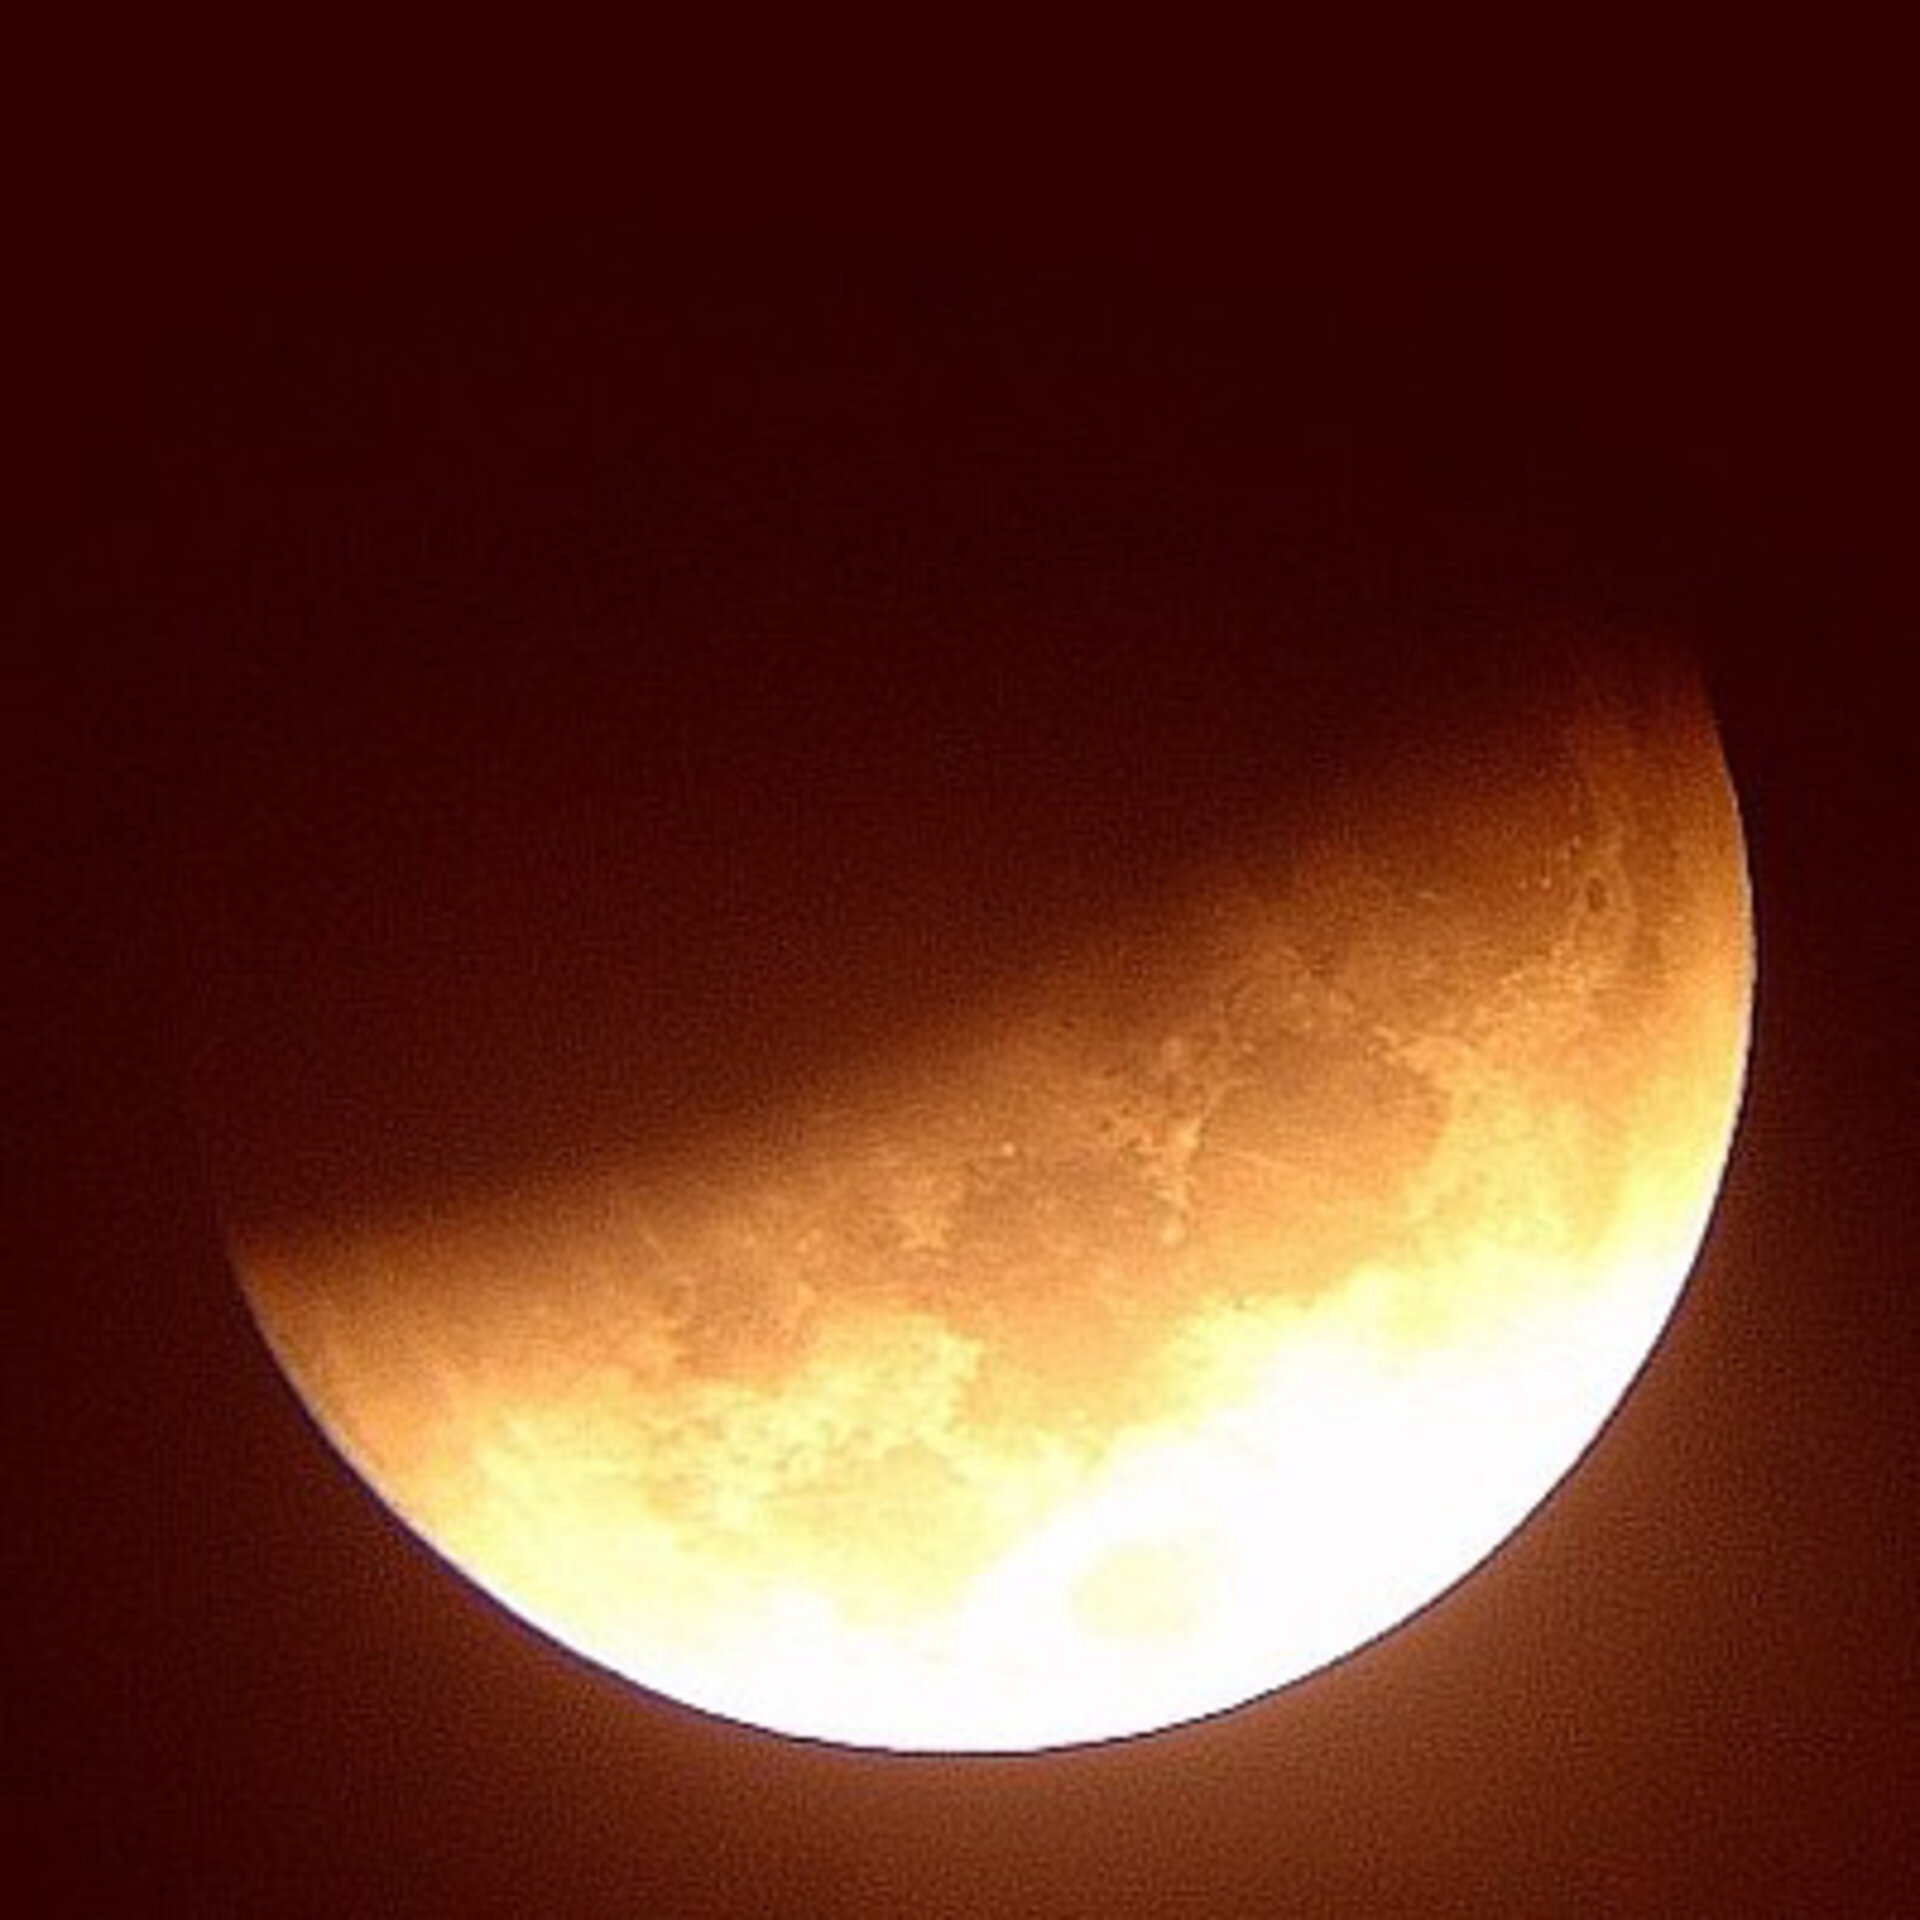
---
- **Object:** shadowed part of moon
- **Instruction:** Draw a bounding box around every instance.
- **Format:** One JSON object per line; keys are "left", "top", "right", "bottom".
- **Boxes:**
{"left": 183, "top": 601, "right": 1751, "bottom": 1751}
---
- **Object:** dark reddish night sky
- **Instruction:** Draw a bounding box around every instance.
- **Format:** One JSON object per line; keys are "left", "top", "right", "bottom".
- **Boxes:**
{"left": 9, "top": 76, "right": 1917, "bottom": 1916}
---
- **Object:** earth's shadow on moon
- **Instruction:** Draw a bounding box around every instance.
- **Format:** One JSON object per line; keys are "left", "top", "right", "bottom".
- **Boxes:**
{"left": 176, "top": 549, "right": 1693, "bottom": 1257}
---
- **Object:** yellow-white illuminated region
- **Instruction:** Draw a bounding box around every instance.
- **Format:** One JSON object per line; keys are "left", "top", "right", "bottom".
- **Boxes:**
{"left": 232, "top": 649, "right": 1751, "bottom": 1752}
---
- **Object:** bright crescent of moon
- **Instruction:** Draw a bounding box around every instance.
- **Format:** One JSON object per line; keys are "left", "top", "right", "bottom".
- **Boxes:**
{"left": 215, "top": 632, "right": 1752, "bottom": 1752}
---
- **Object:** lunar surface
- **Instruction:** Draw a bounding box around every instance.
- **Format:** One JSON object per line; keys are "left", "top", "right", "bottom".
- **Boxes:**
{"left": 192, "top": 611, "right": 1751, "bottom": 1751}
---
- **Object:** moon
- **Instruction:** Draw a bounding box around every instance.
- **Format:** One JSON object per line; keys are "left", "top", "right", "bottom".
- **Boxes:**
{"left": 188, "top": 608, "right": 1751, "bottom": 1752}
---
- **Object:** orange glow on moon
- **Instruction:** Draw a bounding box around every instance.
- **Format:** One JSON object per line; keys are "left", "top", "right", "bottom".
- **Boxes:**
{"left": 213, "top": 631, "right": 1751, "bottom": 1752}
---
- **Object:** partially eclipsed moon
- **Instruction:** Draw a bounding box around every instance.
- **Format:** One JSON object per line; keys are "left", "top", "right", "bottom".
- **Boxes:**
{"left": 200, "top": 619, "right": 1751, "bottom": 1752}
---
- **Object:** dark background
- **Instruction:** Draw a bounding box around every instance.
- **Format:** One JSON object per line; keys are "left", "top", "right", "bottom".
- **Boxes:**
{"left": 9, "top": 52, "right": 1917, "bottom": 1917}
